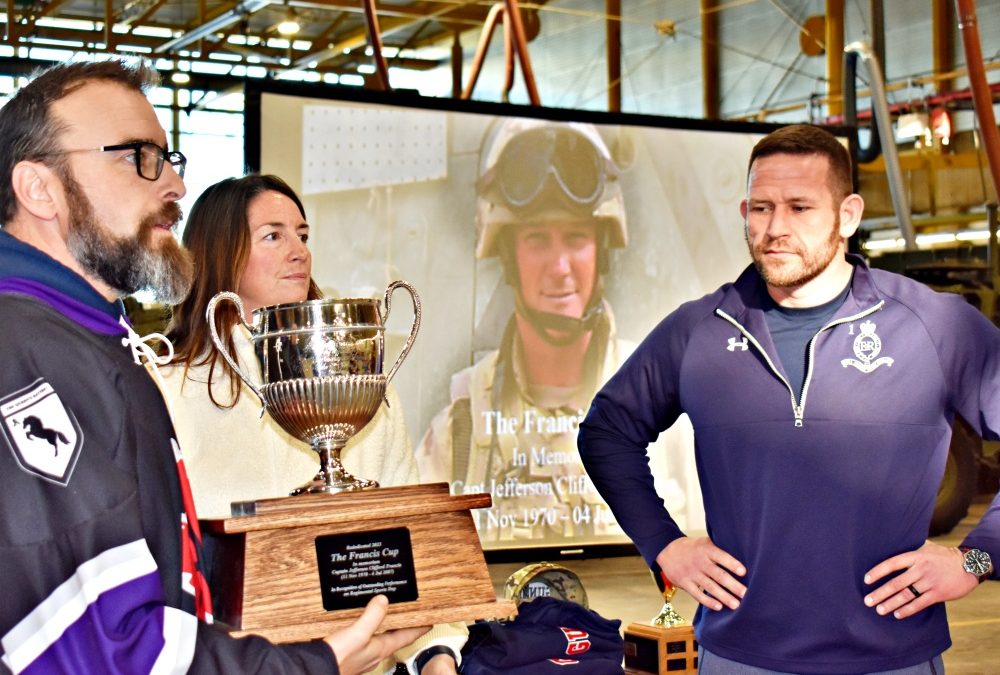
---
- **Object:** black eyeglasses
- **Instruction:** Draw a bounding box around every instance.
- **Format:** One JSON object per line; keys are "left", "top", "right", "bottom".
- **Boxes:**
{"left": 478, "top": 127, "right": 617, "bottom": 213}
{"left": 56, "top": 142, "right": 187, "bottom": 181}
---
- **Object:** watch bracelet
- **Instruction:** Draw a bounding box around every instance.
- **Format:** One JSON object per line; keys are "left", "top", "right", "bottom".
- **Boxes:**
{"left": 414, "top": 645, "right": 458, "bottom": 674}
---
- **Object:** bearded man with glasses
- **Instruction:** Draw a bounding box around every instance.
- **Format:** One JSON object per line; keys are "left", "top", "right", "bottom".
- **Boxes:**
{"left": 416, "top": 119, "right": 691, "bottom": 545}
{"left": 0, "top": 60, "right": 426, "bottom": 674}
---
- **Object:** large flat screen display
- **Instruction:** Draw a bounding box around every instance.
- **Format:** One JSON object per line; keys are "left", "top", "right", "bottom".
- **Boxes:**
{"left": 245, "top": 81, "right": 786, "bottom": 553}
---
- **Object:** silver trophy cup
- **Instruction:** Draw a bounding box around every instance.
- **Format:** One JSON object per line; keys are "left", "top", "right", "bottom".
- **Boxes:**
{"left": 206, "top": 280, "right": 421, "bottom": 495}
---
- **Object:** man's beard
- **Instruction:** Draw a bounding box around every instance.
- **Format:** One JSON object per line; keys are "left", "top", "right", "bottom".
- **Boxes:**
{"left": 746, "top": 214, "right": 842, "bottom": 289}
{"left": 63, "top": 173, "right": 194, "bottom": 304}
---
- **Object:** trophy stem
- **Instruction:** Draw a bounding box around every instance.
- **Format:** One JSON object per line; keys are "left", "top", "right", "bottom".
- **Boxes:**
{"left": 290, "top": 440, "right": 379, "bottom": 495}
{"left": 651, "top": 601, "right": 687, "bottom": 628}
{"left": 651, "top": 583, "right": 688, "bottom": 628}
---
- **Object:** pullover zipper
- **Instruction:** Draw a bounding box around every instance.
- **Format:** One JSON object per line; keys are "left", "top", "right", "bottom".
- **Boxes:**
{"left": 716, "top": 300, "right": 885, "bottom": 426}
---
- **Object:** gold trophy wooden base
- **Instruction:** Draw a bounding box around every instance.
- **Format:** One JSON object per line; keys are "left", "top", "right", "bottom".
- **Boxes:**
{"left": 624, "top": 622, "right": 697, "bottom": 674}
{"left": 201, "top": 482, "right": 516, "bottom": 643}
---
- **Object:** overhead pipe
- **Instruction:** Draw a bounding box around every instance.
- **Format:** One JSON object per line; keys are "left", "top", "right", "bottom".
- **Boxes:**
{"left": 503, "top": 0, "right": 540, "bottom": 105}
{"left": 459, "top": 0, "right": 540, "bottom": 105}
{"left": 842, "top": 48, "right": 881, "bottom": 164}
{"left": 460, "top": 3, "right": 503, "bottom": 100}
{"left": 502, "top": 4, "right": 514, "bottom": 98}
{"left": 606, "top": 0, "right": 621, "bottom": 112}
{"left": 845, "top": 41, "right": 917, "bottom": 250}
{"left": 955, "top": 0, "right": 1000, "bottom": 203}
{"left": 870, "top": 0, "right": 885, "bottom": 77}
{"left": 839, "top": 80, "right": 1000, "bottom": 124}
{"left": 843, "top": 0, "right": 885, "bottom": 164}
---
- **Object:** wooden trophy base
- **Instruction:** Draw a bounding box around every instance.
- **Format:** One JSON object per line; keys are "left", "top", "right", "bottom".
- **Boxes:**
{"left": 201, "top": 482, "right": 517, "bottom": 643}
{"left": 624, "top": 622, "right": 697, "bottom": 674}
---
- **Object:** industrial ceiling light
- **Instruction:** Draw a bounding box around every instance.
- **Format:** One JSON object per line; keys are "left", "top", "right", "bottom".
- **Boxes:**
{"left": 896, "top": 112, "right": 929, "bottom": 141}
{"left": 171, "top": 62, "right": 191, "bottom": 85}
{"left": 277, "top": 9, "right": 300, "bottom": 36}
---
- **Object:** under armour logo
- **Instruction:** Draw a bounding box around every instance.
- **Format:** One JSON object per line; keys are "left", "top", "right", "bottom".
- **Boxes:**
{"left": 727, "top": 337, "right": 748, "bottom": 352}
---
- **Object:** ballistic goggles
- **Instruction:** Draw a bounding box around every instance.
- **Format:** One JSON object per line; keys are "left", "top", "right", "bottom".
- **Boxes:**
{"left": 477, "top": 126, "right": 618, "bottom": 215}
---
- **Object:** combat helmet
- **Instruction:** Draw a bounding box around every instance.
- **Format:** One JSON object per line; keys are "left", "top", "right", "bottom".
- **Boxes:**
{"left": 475, "top": 117, "right": 627, "bottom": 261}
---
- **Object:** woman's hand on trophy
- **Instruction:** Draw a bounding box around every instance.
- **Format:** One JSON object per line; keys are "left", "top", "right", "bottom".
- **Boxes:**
{"left": 656, "top": 536, "right": 747, "bottom": 612}
{"left": 324, "top": 595, "right": 431, "bottom": 675}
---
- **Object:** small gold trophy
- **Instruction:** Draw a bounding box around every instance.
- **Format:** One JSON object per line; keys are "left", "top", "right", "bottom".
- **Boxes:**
{"left": 624, "top": 572, "right": 697, "bottom": 674}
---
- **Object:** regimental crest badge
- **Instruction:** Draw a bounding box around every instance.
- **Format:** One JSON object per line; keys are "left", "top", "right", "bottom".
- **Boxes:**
{"left": 841, "top": 320, "right": 894, "bottom": 374}
{"left": 0, "top": 379, "right": 83, "bottom": 486}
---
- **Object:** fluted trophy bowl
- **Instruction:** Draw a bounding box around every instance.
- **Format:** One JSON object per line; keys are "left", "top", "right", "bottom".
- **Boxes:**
{"left": 206, "top": 281, "right": 421, "bottom": 495}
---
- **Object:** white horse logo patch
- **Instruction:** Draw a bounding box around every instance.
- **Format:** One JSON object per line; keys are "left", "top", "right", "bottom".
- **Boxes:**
{"left": 1, "top": 379, "right": 83, "bottom": 486}
{"left": 841, "top": 320, "right": 894, "bottom": 374}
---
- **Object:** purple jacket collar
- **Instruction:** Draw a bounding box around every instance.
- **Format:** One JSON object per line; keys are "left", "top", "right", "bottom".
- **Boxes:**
{"left": 718, "top": 253, "right": 881, "bottom": 322}
{"left": 0, "top": 230, "right": 127, "bottom": 336}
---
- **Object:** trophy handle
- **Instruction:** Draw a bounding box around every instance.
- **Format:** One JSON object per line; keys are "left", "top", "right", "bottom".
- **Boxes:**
{"left": 205, "top": 291, "right": 265, "bottom": 405}
{"left": 381, "top": 280, "right": 421, "bottom": 385}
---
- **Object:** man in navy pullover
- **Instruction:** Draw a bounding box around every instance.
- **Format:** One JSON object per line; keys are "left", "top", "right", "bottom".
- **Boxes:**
{"left": 579, "top": 124, "right": 999, "bottom": 674}
{"left": 0, "top": 59, "right": 426, "bottom": 674}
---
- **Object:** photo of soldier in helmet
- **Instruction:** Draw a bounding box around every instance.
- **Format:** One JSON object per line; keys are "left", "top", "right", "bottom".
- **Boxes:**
{"left": 416, "top": 118, "right": 688, "bottom": 544}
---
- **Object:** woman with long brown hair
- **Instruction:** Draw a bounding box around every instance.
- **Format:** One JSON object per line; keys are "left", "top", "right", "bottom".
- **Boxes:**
{"left": 163, "top": 173, "right": 419, "bottom": 514}
{"left": 166, "top": 173, "right": 322, "bottom": 406}
{"left": 160, "top": 173, "right": 465, "bottom": 675}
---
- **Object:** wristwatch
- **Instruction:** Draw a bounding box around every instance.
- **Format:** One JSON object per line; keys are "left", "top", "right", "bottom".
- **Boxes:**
{"left": 960, "top": 547, "right": 993, "bottom": 582}
{"left": 414, "top": 646, "right": 457, "bottom": 674}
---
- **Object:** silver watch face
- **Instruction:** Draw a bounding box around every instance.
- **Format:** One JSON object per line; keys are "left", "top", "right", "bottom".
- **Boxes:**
{"left": 963, "top": 548, "right": 992, "bottom": 577}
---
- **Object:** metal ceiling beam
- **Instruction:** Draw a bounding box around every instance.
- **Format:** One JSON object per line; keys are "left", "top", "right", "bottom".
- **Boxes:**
{"left": 314, "top": 12, "right": 351, "bottom": 44}
{"left": 826, "top": 0, "right": 844, "bottom": 116}
{"left": 289, "top": 0, "right": 488, "bottom": 25}
{"left": 154, "top": 0, "right": 272, "bottom": 53}
{"left": 105, "top": 0, "right": 114, "bottom": 50}
{"left": 6, "top": 0, "right": 16, "bottom": 44}
{"left": 933, "top": 0, "right": 953, "bottom": 94}
{"left": 290, "top": 0, "right": 482, "bottom": 71}
{"left": 702, "top": 0, "right": 720, "bottom": 119}
{"left": 118, "top": 0, "right": 163, "bottom": 24}
{"left": 361, "top": 0, "right": 389, "bottom": 88}
{"left": 27, "top": 0, "right": 74, "bottom": 28}
{"left": 123, "top": 0, "right": 169, "bottom": 29}
{"left": 606, "top": 0, "right": 620, "bottom": 112}
{"left": 8, "top": 19, "right": 442, "bottom": 70}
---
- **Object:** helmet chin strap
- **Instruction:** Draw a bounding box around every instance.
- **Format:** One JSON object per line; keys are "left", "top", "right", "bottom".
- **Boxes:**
{"left": 513, "top": 291, "right": 605, "bottom": 347}
{"left": 498, "top": 236, "right": 607, "bottom": 347}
